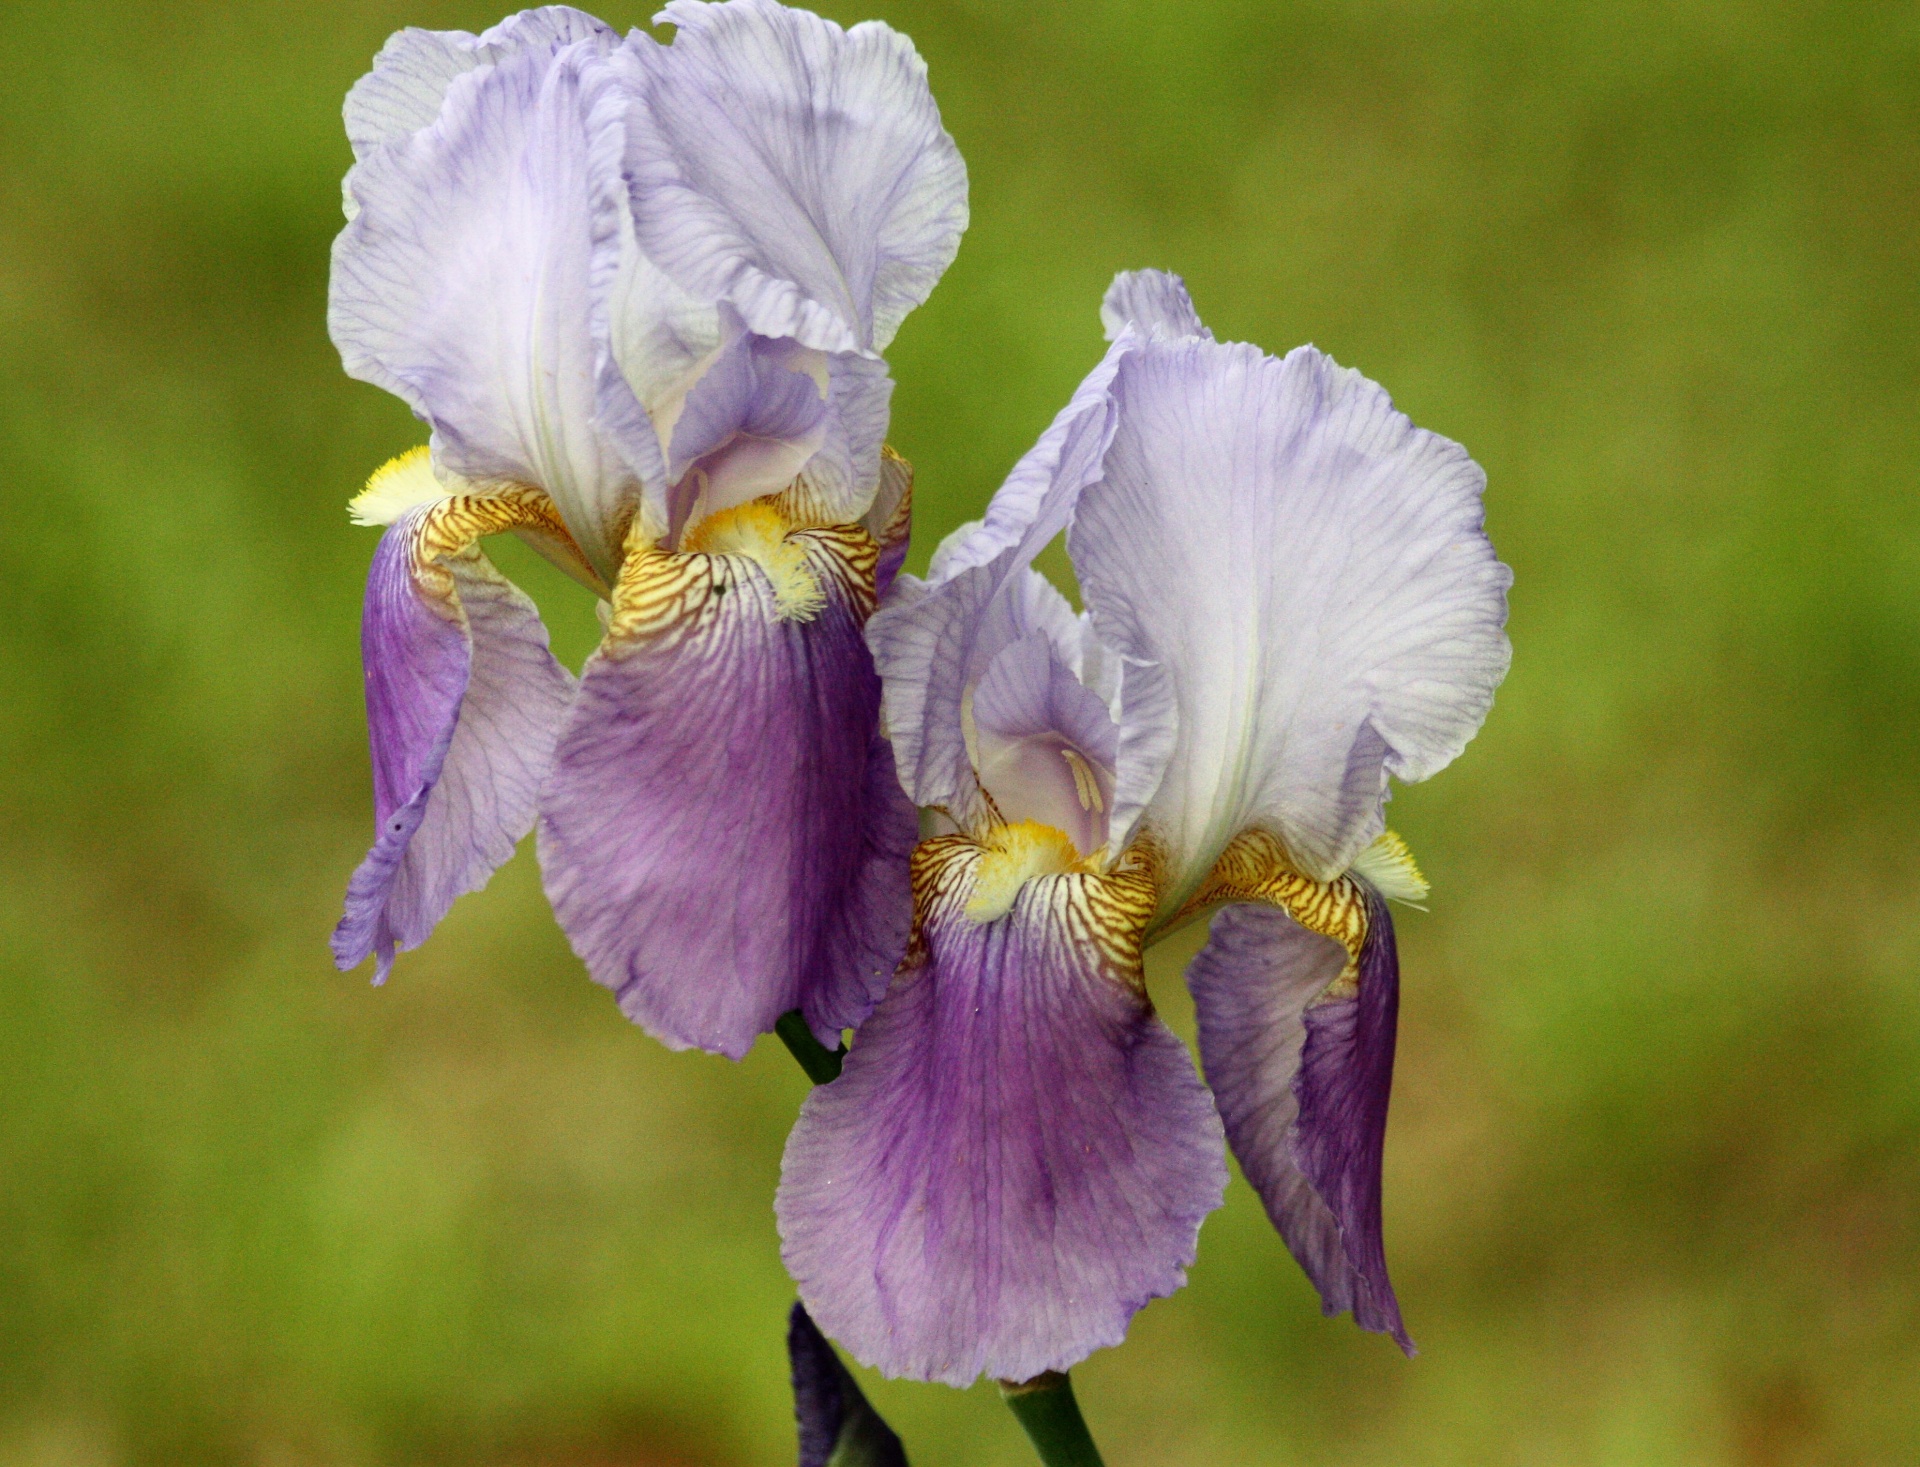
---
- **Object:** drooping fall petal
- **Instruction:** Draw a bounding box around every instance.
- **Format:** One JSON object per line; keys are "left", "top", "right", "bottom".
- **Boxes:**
{"left": 778, "top": 837, "right": 1225, "bottom": 1385}
{"left": 334, "top": 461, "right": 576, "bottom": 982}
{"left": 539, "top": 510, "right": 915, "bottom": 1057}
{"left": 1187, "top": 895, "right": 1413, "bottom": 1351}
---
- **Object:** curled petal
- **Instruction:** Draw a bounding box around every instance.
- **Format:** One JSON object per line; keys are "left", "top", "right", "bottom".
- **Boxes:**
{"left": 539, "top": 510, "right": 915, "bottom": 1058}
{"left": 1187, "top": 895, "right": 1412, "bottom": 1352}
{"left": 1074, "top": 335, "right": 1512, "bottom": 901}
{"left": 862, "top": 446, "right": 913, "bottom": 598}
{"left": 971, "top": 630, "right": 1118, "bottom": 858}
{"left": 788, "top": 1302, "right": 907, "bottom": 1467}
{"left": 778, "top": 838, "right": 1226, "bottom": 1386}
{"left": 666, "top": 326, "right": 832, "bottom": 536}
{"left": 1099, "top": 269, "right": 1213, "bottom": 343}
{"left": 611, "top": 0, "right": 968, "bottom": 354}
{"left": 866, "top": 340, "right": 1129, "bottom": 819}
{"left": 342, "top": 7, "right": 615, "bottom": 164}
{"left": 331, "top": 30, "right": 654, "bottom": 581}
{"left": 334, "top": 465, "right": 576, "bottom": 982}
{"left": 787, "top": 350, "right": 895, "bottom": 527}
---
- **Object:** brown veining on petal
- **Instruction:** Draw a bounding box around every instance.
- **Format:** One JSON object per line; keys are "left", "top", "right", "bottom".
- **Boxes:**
{"left": 612, "top": 498, "right": 881, "bottom": 641}
{"left": 406, "top": 486, "right": 582, "bottom": 611}
{"left": 1181, "top": 828, "right": 1372, "bottom": 996}
{"left": 906, "top": 831, "right": 1163, "bottom": 995}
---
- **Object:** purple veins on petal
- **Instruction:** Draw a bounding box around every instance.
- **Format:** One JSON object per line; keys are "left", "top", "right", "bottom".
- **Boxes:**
{"left": 1292, "top": 889, "right": 1411, "bottom": 1351}
{"left": 342, "top": 6, "right": 617, "bottom": 163}
{"left": 539, "top": 516, "right": 916, "bottom": 1059}
{"left": 1099, "top": 268, "right": 1214, "bottom": 343}
{"left": 1188, "top": 895, "right": 1413, "bottom": 1353}
{"left": 613, "top": 0, "right": 969, "bottom": 356}
{"left": 777, "top": 840, "right": 1226, "bottom": 1386}
{"left": 333, "top": 481, "right": 576, "bottom": 984}
{"left": 1070, "top": 335, "right": 1513, "bottom": 901}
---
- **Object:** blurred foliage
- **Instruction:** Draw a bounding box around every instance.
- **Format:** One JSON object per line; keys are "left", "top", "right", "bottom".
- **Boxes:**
{"left": 1, "top": 0, "right": 1916, "bottom": 1463}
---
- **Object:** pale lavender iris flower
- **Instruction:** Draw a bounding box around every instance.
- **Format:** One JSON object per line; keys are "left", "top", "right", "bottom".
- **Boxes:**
{"left": 777, "top": 272, "right": 1512, "bottom": 1386}
{"left": 328, "top": 1, "right": 966, "bottom": 1058}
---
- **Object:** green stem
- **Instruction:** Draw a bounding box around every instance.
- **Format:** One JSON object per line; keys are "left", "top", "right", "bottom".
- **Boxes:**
{"left": 1000, "top": 1372, "right": 1105, "bottom": 1467}
{"left": 776, "top": 1008, "right": 844, "bottom": 1085}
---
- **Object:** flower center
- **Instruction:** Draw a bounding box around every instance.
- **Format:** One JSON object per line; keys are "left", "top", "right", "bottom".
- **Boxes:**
{"left": 975, "top": 732, "right": 1115, "bottom": 861}
{"left": 680, "top": 500, "right": 827, "bottom": 621}
{"left": 963, "top": 821, "right": 1086, "bottom": 923}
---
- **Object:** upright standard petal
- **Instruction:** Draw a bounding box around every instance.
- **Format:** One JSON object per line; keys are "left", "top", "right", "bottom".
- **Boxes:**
{"left": 1073, "top": 337, "right": 1512, "bottom": 900}
{"left": 343, "top": 7, "right": 615, "bottom": 163}
{"left": 1099, "top": 269, "right": 1213, "bottom": 344}
{"left": 611, "top": 0, "right": 968, "bottom": 355}
{"left": 778, "top": 837, "right": 1226, "bottom": 1386}
{"left": 1187, "top": 896, "right": 1413, "bottom": 1352}
{"left": 331, "top": 31, "right": 654, "bottom": 582}
{"left": 333, "top": 453, "right": 576, "bottom": 983}
{"left": 866, "top": 339, "right": 1129, "bottom": 822}
{"left": 539, "top": 506, "right": 915, "bottom": 1058}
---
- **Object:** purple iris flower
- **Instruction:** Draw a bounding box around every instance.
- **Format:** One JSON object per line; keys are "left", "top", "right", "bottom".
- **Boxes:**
{"left": 327, "top": 1, "right": 967, "bottom": 1059}
{"left": 777, "top": 271, "right": 1512, "bottom": 1386}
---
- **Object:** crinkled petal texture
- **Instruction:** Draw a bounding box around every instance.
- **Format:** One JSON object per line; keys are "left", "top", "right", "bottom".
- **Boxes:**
{"left": 539, "top": 515, "right": 915, "bottom": 1058}
{"left": 779, "top": 840, "right": 1227, "bottom": 1386}
{"left": 613, "top": 0, "right": 968, "bottom": 356}
{"left": 1099, "top": 268, "right": 1215, "bottom": 344}
{"left": 333, "top": 486, "right": 576, "bottom": 983}
{"left": 1188, "top": 895, "right": 1412, "bottom": 1351}
{"left": 1072, "top": 336, "right": 1513, "bottom": 903}
{"left": 331, "top": 24, "right": 654, "bottom": 582}
{"left": 342, "top": 6, "right": 614, "bottom": 162}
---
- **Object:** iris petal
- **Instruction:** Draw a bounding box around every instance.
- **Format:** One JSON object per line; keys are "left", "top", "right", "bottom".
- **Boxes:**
{"left": 866, "top": 335, "right": 1129, "bottom": 825}
{"left": 1187, "top": 895, "right": 1413, "bottom": 1353}
{"left": 342, "top": 7, "right": 615, "bottom": 165}
{"left": 608, "top": 0, "right": 968, "bottom": 356}
{"left": 331, "top": 28, "right": 656, "bottom": 582}
{"left": 971, "top": 630, "right": 1118, "bottom": 858}
{"left": 778, "top": 838, "right": 1226, "bottom": 1386}
{"left": 1073, "top": 335, "right": 1512, "bottom": 905}
{"left": 862, "top": 446, "right": 913, "bottom": 597}
{"left": 538, "top": 511, "right": 915, "bottom": 1058}
{"left": 334, "top": 469, "right": 576, "bottom": 982}
{"left": 1098, "top": 268, "right": 1213, "bottom": 344}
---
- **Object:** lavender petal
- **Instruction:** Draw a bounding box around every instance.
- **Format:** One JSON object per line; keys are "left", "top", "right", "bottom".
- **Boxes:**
{"left": 778, "top": 844, "right": 1226, "bottom": 1385}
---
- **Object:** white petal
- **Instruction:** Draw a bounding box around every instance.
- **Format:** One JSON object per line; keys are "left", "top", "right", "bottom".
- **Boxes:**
{"left": 331, "top": 34, "right": 655, "bottom": 581}
{"left": 343, "top": 7, "right": 616, "bottom": 162}
{"left": 1100, "top": 269, "right": 1214, "bottom": 343}
{"left": 612, "top": 0, "right": 967, "bottom": 354}
{"left": 1073, "top": 338, "right": 1512, "bottom": 901}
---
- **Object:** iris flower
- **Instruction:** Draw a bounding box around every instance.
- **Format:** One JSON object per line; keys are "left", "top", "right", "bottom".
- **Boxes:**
{"left": 327, "top": 1, "right": 967, "bottom": 1058}
{"left": 778, "top": 272, "right": 1511, "bottom": 1385}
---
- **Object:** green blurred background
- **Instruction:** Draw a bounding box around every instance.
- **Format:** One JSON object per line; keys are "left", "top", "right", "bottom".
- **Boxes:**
{"left": 3, "top": 0, "right": 1917, "bottom": 1462}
